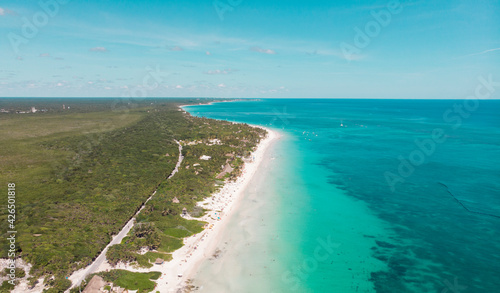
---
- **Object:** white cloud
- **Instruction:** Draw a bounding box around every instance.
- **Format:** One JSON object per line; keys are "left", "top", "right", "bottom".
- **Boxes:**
{"left": 250, "top": 46, "right": 277, "bottom": 55}
{"left": 0, "top": 7, "right": 14, "bottom": 16}
{"left": 175, "top": 85, "right": 183, "bottom": 89}
{"left": 206, "top": 51, "right": 211, "bottom": 55}
{"left": 478, "top": 48, "right": 500, "bottom": 54}
{"left": 457, "top": 47, "right": 500, "bottom": 59}
{"left": 169, "top": 46, "right": 184, "bottom": 51}
{"left": 342, "top": 53, "right": 365, "bottom": 61}
{"left": 89, "top": 47, "right": 107, "bottom": 52}
{"left": 39, "top": 53, "right": 50, "bottom": 57}
{"left": 218, "top": 83, "right": 226, "bottom": 88}
{"left": 204, "top": 68, "right": 236, "bottom": 75}
{"left": 303, "top": 48, "right": 365, "bottom": 61}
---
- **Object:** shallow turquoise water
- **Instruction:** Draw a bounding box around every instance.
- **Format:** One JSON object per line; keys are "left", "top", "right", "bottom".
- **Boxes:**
{"left": 185, "top": 99, "right": 500, "bottom": 293}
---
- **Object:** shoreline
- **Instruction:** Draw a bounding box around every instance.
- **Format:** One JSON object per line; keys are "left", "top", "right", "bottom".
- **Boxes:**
{"left": 177, "top": 98, "right": 259, "bottom": 108}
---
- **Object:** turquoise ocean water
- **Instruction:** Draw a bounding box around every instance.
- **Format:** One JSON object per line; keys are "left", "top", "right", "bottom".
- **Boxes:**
{"left": 185, "top": 99, "right": 500, "bottom": 293}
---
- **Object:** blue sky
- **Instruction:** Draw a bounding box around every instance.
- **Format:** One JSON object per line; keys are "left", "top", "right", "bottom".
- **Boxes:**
{"left": 0, "top": 0, "right": 499, "bottom": 98}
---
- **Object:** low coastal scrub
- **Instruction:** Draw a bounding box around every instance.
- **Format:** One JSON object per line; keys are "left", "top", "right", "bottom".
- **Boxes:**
{"left": 43, "top": 277, "right": 72, "bottom": 293}
{"left": 71, "top": 270, "right": 161, "bottom": 293}
{"left": 0, "top": 281, "right": 15, "bottom": 293}
{"left": 99, "top": 270, "right": 161, "bottom": 293}
{"left": 106, "top": 223, "right": 178, "bottom": 268}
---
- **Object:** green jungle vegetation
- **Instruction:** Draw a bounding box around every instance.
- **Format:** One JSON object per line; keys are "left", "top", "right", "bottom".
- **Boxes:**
{"left": 0, "top": 98, "right": 265, "bottom": 292}
{"left": 97, "top": 270, "right": 161, "bottom": 293}
{"left": 69, "top": 270, "right": 161, "bottom": 293}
